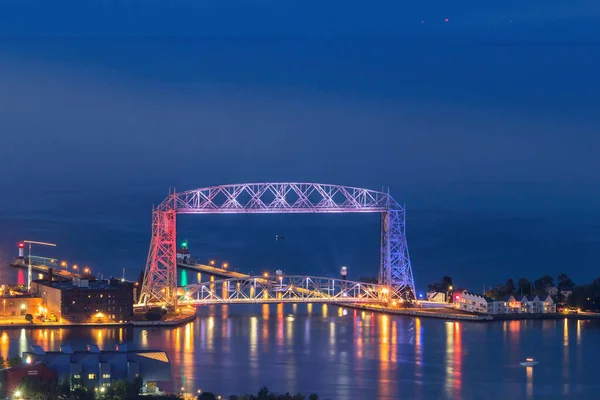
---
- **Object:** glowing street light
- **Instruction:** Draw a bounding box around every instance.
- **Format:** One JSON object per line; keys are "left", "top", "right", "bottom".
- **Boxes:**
{"left": 263, "top": 272, "right": 269, "bottom": 278}
{"left": 84, "top": 267, "right": 90, "bottom": 274}
{"left": 60, "top": 261, "right": 67, "bottom": 268}
{"left": 73, "top": 264, "right": 78, "bottom": 271}
{"left": 209, "top": 260, "right": 215, "bottom": 266}
{"left": 222, "top": 263, "right": 228, "bottom": 269}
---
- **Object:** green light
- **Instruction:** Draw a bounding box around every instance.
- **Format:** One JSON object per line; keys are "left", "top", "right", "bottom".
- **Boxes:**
{"left": 180, "top": 270, "right": 188, "bottom": 286}
{"left": 181, "top": 240, "right": 188, "bottom": 249}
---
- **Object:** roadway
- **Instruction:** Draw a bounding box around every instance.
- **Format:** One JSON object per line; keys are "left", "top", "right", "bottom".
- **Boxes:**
{"left": 10, "top": 258, "right": 81, "bottom": 280}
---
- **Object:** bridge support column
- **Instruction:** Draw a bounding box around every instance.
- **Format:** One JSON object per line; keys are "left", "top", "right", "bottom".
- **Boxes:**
{"left": 139, "top": 203, "right": 178, "bottom": 307}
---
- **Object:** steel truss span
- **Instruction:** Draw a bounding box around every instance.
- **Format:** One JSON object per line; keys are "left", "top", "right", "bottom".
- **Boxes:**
{"left": 182, "top": 276, "right": 386, "bottom": 305}
{"left": 139, "top": 183, "right": 416, "bottom": 306}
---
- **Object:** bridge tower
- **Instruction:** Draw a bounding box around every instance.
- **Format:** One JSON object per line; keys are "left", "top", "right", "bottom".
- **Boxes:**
{"left": 138, "top": 183, "right": 416, "bottom": 307}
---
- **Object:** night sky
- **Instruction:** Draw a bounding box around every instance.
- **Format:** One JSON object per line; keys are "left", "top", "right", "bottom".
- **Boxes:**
{"left": 0, "top": 1, "right": 599, "bottom": 291}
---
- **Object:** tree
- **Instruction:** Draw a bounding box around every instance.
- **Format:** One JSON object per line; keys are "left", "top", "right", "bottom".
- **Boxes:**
{"left": 358, "top": 276, "right": 378, "bottom": 284}
{"left": 145, "top": 309, "right": 163, "bottom": 321}
{"left": 428, "top": 276, "right": 453, "bottom": 292}
{"left": 25, "top": 313, "right": 33, "bottom": 323}
{"left": 0, "top": 355, "right": 6, "bottom": 369}
{"left": 9, "top": 355, "right": 22, "bottom": 367}
{"left": 503, "top": 279, "right": 515, "bottom": 296}
{"left": 517, "top": 278, "right": 532, "bottom": 295}
{"left": 309, "top": 395, "right": 318, "bottom": 400}
{"left": 557, "top": 273, "right": 575, "bottom": 291}
{"left": 198, "top": 392, "right": 218, "bottom": 400}
{"left": 533, "top": 275, "right": 555, "bottom": 294}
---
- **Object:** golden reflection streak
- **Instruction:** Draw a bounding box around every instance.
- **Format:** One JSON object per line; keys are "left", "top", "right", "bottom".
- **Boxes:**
{"left": 250, "top": 316, "right": 258, "bottom": 367}
{"left": 391, "top": 321, "right": 397, "bottom": 364}
{"left": 1, "top": 332, "right": 9, "bottom": 360}
{"left": 322, "top": 304, "right": 328, "bottom": 318}
{"left": 563, "top": 318, "right": 569, "bottom": 395}
{"left": 207, "top": 317, "right": 214, "bottom": 352}
{"left": 183, "top": 322, "right": 194, "bottom": 382}
{"left": 526, "top": 366, "right": 533, "bottom": 398}
{"left": 262, "top": 304, "right": 269, "bottom": 320}
{"left": 286, "top": 315, "right": 294, "bottom": 347}
{"left": 444, "top": 322, "right": 462, "bottom": 399}
{"left": 338, "top": 307, "right": 343, "bottom": 317}
{"left": 307, "top": 303, "right": 312, "bottom": 315}
{"left": 119, "top": 328, "right": 123, "bottom": 343}
{"left": 378, "top": 314, "right": 391, "bottom": 399}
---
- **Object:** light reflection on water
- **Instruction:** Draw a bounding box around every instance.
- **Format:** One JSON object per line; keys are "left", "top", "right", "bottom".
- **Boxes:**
{"left": 0, "top": 305, "right": 597, "bottom": 399}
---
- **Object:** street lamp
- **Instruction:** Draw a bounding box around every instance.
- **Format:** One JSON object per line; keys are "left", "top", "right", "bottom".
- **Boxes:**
{"left": 209, "top": 260, "right": 215, "bottom": 266}
{"left": 84, "top": 267, "right": 90, "bottom": 275}
{"left": 222, "top": 263, "right": 228, "bottom": 269}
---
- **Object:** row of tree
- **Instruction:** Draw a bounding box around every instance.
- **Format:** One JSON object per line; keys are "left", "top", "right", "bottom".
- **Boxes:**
{"left": 14, "top": 376, "right": 180, "bottom": 400}
{"left": 200, "top": 387, "right": 319, "bottom": 400}
{"left": 0, "top": 354, "right": 23, "bottom": 369}
{"left": 427, "top": 274, "right": 576, "bottom": 302}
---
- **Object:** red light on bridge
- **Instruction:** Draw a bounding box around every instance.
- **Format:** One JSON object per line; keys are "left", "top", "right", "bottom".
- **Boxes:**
{"left": 18, "top": 242, "right": 24, "bottom": 249}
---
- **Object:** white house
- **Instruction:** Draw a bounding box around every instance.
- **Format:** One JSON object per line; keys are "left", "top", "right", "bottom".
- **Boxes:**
{"left": 454, "top": 292, "right": 488, "bottom": 313}
{"left": 426, "top": 291, "right": 447, "bottom": 303}
{"left": 538, "top": 294, "right": 557, "bottom": 313}
{"left": 484, "top": 294, "right": 557, "bottom": 315}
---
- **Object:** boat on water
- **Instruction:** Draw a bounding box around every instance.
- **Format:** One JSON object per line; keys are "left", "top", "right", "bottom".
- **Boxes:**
{"left": 520, "top": 358, "right": 538, "bottom": 367}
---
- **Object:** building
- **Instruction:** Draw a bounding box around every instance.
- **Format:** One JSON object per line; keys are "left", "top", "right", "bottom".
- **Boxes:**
{"left": 0, "top": 296, "right": 43, "bottom": 320}
{"left": 31, "top": 276, "right": 134, "bottom": 323}
{"left": 22, "top": 344, "right": 171, "bottom": 393}
{"left": 546, "top": 286, "right": 559, "bottom": 297}
{"left": 454, "top": 292, "right": 490, "bottom": 313}
{"left": 484, "top": 294, "right": 557, "bottom": 314}
{"left": 0, "top": 362, "right": 58, "bottom": 399}
{"left": 426, "top": 291, "right": 447, "bottom": 303}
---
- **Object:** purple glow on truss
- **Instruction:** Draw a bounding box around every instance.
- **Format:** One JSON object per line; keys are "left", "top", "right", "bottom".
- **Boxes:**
{"left": 139, "top": 183, "right": 416, "bottom": 306}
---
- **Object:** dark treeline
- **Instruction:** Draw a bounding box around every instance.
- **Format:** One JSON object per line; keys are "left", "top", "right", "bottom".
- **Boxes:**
{"left": 200, "top": 387, "right": 320, "bottom": 400}
{"left": 484, "top": 274, "right": 574, "bottom": 300}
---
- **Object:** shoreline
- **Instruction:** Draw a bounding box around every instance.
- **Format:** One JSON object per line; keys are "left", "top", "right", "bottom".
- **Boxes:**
{"left": 345, "top": 304, "right": 600, "bottom": 322}
{"left": 0, "top": 310, "right": 197, "bottom": 330}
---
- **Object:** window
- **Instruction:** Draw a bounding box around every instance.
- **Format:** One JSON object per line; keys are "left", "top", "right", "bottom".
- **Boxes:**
{"left": 88, "top": 374, "right": 96, "bottom": 380}
{"left": 73, "top": 374, "right": 81, "bottom": 379}
{"left": 102, "top": 373, "right": 111, "bottom": 379}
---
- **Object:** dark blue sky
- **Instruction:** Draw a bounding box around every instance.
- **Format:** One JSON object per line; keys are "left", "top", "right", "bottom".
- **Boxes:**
{"left": 0, "top": 1, "right": 599, "bottom": 290}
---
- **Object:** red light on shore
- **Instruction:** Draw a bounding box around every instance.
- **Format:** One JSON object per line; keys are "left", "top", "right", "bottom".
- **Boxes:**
{"left": 455, "top": 295, "right": 460, "bottom": 300}
{"left": 18, "top": 242, "right": 24, "bottom": 249}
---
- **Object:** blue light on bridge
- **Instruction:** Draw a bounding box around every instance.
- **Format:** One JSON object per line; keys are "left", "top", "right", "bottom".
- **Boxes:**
{"left": 418, "top": 293, "right": 423, "bottom": 299}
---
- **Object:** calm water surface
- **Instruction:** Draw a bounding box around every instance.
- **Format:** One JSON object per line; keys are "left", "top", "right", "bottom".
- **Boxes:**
{"left": 0, "top": 304, "right": 597, "bottom": 399}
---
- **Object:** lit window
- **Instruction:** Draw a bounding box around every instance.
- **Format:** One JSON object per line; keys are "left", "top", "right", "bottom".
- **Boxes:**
{"left": 102, "top": 373, "right": 111, "bottom": 379}
{"left": 73, "top": 374, "right": 81, "bottom": 379}
{"left": 88, "top": 374, "right": 96, "bottom": 379}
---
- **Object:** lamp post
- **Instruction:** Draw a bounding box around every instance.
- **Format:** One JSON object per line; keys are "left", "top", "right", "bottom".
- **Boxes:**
{"left": 23, "top": 240, "right": 56, "bottom": 291}
{"left": 447, "top": 285, "right": 454, "bottom": 303}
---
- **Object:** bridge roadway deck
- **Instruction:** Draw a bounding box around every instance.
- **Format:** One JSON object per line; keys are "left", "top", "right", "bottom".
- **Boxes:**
{"left": 10, "top": 258, "right": 81, "bottom": 280}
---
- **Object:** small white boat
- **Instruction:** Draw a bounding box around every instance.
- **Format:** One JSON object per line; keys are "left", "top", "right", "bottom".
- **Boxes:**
{"left": 520, "top": 358, "right": 538, "bottom": 367}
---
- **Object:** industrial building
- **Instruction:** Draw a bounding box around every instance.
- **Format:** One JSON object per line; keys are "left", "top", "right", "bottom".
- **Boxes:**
{"left": 30, "top": 274, "right": 134, "bottom": 323}
{"left": 22, "top": 344, "right": 171, "bottom": 393}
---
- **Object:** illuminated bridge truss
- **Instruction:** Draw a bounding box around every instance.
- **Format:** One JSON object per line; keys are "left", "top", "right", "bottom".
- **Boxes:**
{"left": 181, "top": 276, "right": 387, "bottom": 305}
{"left": 139, "top": 183, "right": 416, "bottom": 307}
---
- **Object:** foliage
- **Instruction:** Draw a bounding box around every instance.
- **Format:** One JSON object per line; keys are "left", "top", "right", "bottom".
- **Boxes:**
{"left": 9, "top": 355, "right": 22, "bottom": 367}
{"left": 0, "top": 355, "right": 6, "bottom": 369}
{"left": 517, "top": 278, "right": 532, "bottom": 296}
{"left": 25, "top": 313, "right": 33, "bottom": 323}
{"left": 97, "top": 377, "right": 143, "bottom": 400}
{"left": 145, "top": 309, "right": 164, "bottom": 321}
{"left": 358, "top": 276, "right": 378, "bottom": 284}
{"left": 219, "top": 387, "right": 318, "bottom": 400}
{"left": 557, "top": 273, "right": 575, "bottom": 291}
{"left": 533, "top": 275, "right": 554, "bottom": 293}
{"left": 428, "top": 276, "right": 453, "bottom": 292}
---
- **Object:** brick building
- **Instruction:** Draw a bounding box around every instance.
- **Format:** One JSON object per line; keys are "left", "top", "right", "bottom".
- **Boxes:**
{"left": 31, "top": 277, "right": 134, "bottom": 323}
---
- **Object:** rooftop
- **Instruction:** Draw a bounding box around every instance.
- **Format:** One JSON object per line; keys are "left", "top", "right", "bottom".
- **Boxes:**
{"left": 33, "top": 278, "right": 134, "bottom": 291}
